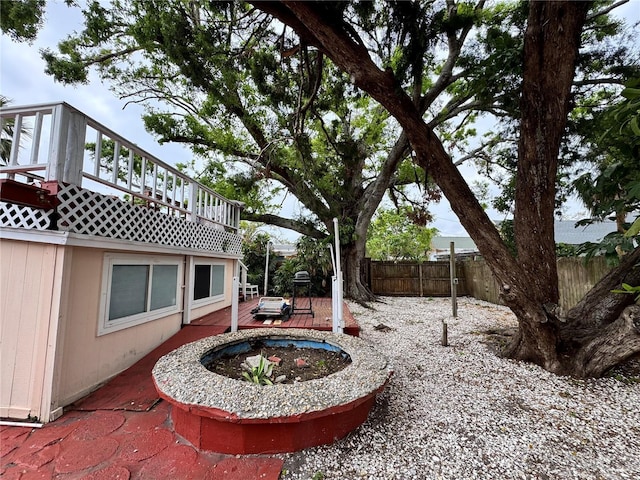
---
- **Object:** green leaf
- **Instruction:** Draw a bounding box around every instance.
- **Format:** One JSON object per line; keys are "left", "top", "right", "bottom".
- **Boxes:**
{"left": 630, "top": 117, "right": 640, "bottom": 137}
{"left": 625, "top": 218, "right": 640, "bottom": 237}
{"left": 621, "top": 87, "right": 640, "bottom": 100}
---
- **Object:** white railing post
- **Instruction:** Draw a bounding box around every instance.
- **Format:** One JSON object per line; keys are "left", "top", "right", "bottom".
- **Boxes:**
{"left": 332, "top": 218, "right": 344, "bottom": 334}
{"left": 233, "top": 201, "right": 242, "bottom": 230}
{"left": 65, "top": 108, "right": 86, "bottom": 185}
{"left": 231, "top": 273, "right": 240, "bottom": 332}
{"left": 8, "top": 114, "right": 22, "bottom": 169}
{"left": 182, "top": 256, "right": 194, "bottom": 325}
{"left": 188, "top": 182, "right": 198, "bottom": 222}
{"left": 46, "top": 104, "right": 86, "bottom": 186}
{"left": 45, "top": 105, "right": 63, "bottom": 182}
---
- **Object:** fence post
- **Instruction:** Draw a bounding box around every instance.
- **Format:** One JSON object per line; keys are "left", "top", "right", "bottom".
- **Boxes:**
{"left": 441, "top": 321, "right": 448, "bottom": 346}
{"left": 450, "top": 242, "right": 457, "bottom": 317}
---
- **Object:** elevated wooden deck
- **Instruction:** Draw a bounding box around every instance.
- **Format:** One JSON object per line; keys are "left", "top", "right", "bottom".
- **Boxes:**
{"left": 191, "top": 296, "right": 360, "bottom": 336}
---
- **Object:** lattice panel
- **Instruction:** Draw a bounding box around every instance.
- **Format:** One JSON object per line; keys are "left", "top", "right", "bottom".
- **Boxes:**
{"left": 192, "top": 222, "right": 243, "bottom": 254}
{"left": 0, "top": 201, "right": 52, "bottom": 230}
{"left": 56, "top": 184, "right": 242, "bottom": 255}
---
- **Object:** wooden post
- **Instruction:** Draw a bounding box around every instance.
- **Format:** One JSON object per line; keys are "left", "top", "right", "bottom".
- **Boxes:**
{"left": 418, "top": 262, "right": 424, "bottom": 297}
{"left": 442, "top": 241, "right": 456, "bottom": 347}
{"left": 441, "top": 320, "right": 448, "bottom": 346}
{"left": 450, "top": 242, "right": 457, "bottom": 317}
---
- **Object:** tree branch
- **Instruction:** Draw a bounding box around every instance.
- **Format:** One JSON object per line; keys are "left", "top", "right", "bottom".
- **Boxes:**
{"left": 420, "top": 0, "right": 486, "bottom": 115}
{"left": 573, "top": 77, "right": 628, "bottom": 87}
{"left": 241, "top": 211, "right": 326, "bottom": 239}
{"left": 256, "top": 1, "right": 519, "bottom": 295}
{"left": 586, "top": 0, "right": 628, "bottom": 21}
{"left": 82, "top": 46, "right": 141, "bottom": 67}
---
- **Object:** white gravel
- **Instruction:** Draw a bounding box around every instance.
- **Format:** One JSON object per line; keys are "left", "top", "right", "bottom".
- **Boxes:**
{"left": 279, "top": 296, "right": 640, "bottom": 480}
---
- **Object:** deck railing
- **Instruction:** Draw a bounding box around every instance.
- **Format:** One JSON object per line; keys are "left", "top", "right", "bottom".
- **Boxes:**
{"left": 0, "top": 102, "right": 242, "bottom": 231}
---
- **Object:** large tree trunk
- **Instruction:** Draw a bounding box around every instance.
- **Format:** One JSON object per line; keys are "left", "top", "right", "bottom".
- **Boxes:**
{"left": 341, "top": 240, "right": 376, "bottom": 302}
{"left": 333, "top": 208, "right": 376, "bottom": 302}
{"left": 255, "top": 0, "right": 640, "bottom": 377}
{"left": 503, "top": 0, "right": 591, "bottom": 367}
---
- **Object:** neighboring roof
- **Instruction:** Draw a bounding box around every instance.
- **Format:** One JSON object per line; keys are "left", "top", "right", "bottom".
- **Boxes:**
{"left": 431, "top": 236, "right": 478, "bottom": 251}
{"left": 553, "top": 220, "right": 617, "bottom": 245}
{"left": 433, "top": 220, "right": 618, "bottom": 252}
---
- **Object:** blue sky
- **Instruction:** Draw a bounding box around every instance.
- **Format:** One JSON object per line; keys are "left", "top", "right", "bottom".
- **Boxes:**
{"left": 2, "top": 0, "right": 639, "bottom": 241}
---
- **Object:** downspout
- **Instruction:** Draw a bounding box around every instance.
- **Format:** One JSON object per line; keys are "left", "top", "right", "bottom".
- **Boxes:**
{"left": 182, "top": 256, "right": 194, "bottom": 325}
{"left": 231, "top": 260, "right": 240, "bottom": 332}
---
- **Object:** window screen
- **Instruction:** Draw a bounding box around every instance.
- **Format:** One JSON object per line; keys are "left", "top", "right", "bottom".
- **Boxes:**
{"left": 109, "top": 265, "right": 149, "bottom": 320}
{"left": 211, "top": 265, "right": 225, "bottom": 296}
{"left": 150, "top": 264, "right": 178, "bottom": 310}
{"left": 101, "top": 254, "right": 183, "bottom": 336}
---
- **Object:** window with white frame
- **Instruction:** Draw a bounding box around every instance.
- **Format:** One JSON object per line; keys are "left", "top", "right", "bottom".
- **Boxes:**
{"left": 99, "top": 253, "right": 183, "bottom": 335}
{"left": 193, "top": 261, "right": 225, "bottom": 305}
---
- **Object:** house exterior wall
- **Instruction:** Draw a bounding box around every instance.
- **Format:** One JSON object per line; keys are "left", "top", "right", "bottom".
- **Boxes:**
{"left": 1, "top": 233, "right": 237, "bottom": 422}
{"left": 55, "top": 247, "right": 184, "bottom": 407}
{"left": 54, "top": 248, "right": 237, "bottom": 410}
{"left": 0, "top": 239, "right": 65, "bottom": 421}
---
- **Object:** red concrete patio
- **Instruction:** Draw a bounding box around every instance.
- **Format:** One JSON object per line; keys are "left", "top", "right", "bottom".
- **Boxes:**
{"left": 0, "top": 298, "right": 358, "bottom": 480}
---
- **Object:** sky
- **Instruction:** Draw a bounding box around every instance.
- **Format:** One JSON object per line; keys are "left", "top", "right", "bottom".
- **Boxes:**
{"left": 1, "top": 0, "right": 639, "bottom": 242}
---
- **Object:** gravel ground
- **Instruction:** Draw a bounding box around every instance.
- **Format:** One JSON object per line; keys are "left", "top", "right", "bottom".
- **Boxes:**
{"left": 278, "top": 296, "right": 640, "bottom": 480}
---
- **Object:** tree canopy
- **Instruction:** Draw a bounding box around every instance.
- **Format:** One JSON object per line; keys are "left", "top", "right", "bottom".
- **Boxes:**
{"left": 366, "top": 207, "right": 438, "bottom": 262}
{"left": 0, "top": 0, "right": 46, "bottom": 43}
{"left": 6, "top": 0, "right": 640, "bottom": 377}
{"left": 573, "top": 78, "right": 640, "bottom": 225}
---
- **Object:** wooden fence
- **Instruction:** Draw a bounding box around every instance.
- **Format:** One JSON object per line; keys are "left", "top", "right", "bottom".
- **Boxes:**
{"left": 366, "top": 257, "right": 611, "bottom": 310}
{"left": 367, "top": 260, "right": 468, "bottom": 297}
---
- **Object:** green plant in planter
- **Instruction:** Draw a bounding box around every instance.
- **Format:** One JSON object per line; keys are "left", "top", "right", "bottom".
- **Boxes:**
{"left": 242, "top": 354, "right": 274, "bottom": 385}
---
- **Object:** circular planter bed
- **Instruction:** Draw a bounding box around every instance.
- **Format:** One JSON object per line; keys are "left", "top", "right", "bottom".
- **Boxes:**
{"left": 152, "top": 329, "right": 393, "bottom": 454}
{"left": 202, "top": 336, "right": 352, "bottom": 383}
